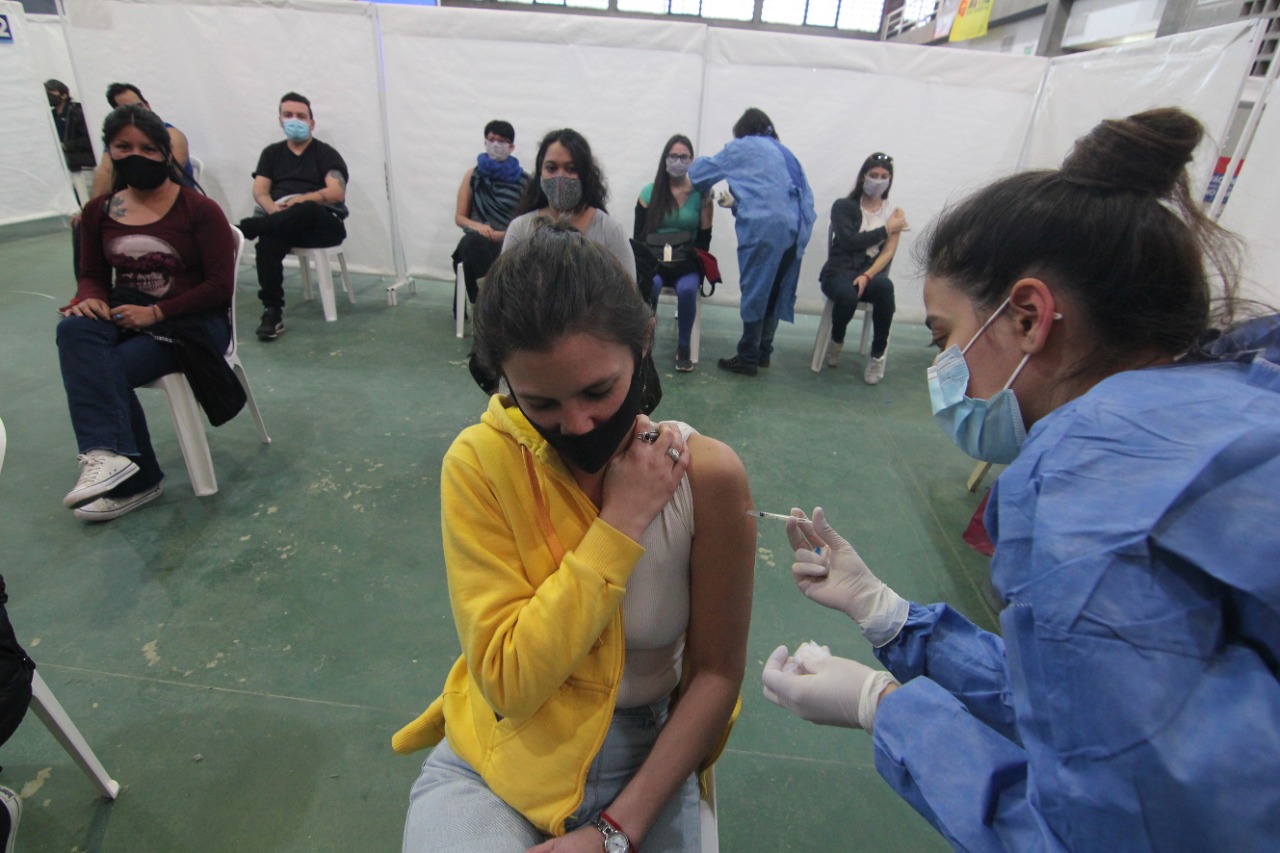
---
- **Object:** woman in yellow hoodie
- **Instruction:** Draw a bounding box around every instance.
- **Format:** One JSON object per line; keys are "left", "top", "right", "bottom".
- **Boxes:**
{"left": 396, "top": 220, "right": 755, "bottom": 853}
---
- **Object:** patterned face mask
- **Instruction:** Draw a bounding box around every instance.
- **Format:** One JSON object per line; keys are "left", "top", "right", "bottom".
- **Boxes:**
{"left": 541, "top": 176, "right": 583, "bottom": 213}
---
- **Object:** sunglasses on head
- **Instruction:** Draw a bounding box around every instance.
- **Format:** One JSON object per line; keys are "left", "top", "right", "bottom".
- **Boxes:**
{"left": 870, "top": 153, "right": 893, "bottom": 164}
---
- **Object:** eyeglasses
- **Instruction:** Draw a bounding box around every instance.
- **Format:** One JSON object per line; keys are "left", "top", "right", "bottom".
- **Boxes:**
{"left": 666, "top": 154, "right": 692, "bottom": 163}
{"left": 870, "top": 153, "right": 893, "bottom": 164}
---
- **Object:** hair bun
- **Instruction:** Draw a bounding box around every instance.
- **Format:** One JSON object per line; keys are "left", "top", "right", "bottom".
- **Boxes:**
{"left": 1060, "top": 108, "right": 1204, "bottom": 197}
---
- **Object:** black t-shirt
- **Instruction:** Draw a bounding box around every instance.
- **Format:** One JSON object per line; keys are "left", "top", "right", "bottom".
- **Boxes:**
{"left": 253, "top": 138, "right": 349, "bottom": 217}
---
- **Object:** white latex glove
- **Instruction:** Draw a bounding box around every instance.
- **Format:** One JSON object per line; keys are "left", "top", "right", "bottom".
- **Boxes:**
{"left": 716, "top": 188, "right": 735, "bottom": 209}
{"left": 786, "top": 507, "right": 909, "bottom": 647}
{"left": 762, "top": 645, "right": 898, "bottom": 732}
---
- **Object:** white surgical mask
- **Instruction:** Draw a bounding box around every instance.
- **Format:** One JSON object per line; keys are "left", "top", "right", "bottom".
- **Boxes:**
{"left": 485, "top": 140, "right": 512, "bottom": 162}
{"left": 863, "top": 176, "right": 890, "bottom": 199}
{"left": 926, "top": 297, "right": 1031, "bottom": 464}
{"left": 666, "top": 156, "right": 690, "bottom": 178}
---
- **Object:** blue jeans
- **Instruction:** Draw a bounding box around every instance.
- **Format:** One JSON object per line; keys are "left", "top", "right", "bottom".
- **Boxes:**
{"left": 402, "top": 698, "right": 701, "bottom": 853}
{"left": 651, "top": 272, "right": 700, "bottom": 349}
{"left": 736, "top": 244, "right": 797, "bottom": 367}
{"left": 56, "top": 313, "right": 230, "bottom": 496}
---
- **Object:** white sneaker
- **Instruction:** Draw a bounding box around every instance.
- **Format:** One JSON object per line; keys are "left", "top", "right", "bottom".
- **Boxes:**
{"left": 74, "top": 481, "right": 163, "bottom": 522}
{"left": 0, "top": 786, "right": 20, "bottom": 853}
{"left": 826, "top": 341, "right": 843, "bottom": 368}
{"left": 63, "top": 451, "right": 139, "bottom": 507}
{"left": 864, "top": 355, "right": 887, "bottom": 385}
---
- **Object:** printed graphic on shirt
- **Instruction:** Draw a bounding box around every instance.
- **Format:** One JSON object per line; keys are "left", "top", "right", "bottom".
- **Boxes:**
{"left": 106, "top": 234, "right": 183, "bottom": 297}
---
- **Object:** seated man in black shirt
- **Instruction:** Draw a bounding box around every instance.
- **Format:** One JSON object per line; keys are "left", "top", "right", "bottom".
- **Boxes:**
{"left": 239, "top": 92, "right": 349, "bottom": 340}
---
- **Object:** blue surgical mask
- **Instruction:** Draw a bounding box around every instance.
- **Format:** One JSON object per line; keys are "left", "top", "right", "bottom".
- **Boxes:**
{"left": 926, "top": 297, "right": 1030, "bottom": 464}
{"left": 283, "top": 119, "right": 311, "bottom": 143}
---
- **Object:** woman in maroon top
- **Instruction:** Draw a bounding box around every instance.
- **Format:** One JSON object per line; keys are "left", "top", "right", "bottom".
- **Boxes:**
{"left": 57, "top": 104, "right": 236, "bottom": 522}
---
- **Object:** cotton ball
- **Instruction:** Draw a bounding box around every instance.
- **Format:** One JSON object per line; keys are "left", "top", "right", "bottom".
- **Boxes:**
{"left": 793, "top": 641, "right": 832, "bottom": 674}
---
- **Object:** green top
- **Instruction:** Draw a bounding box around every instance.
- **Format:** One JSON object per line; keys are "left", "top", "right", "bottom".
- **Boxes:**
{"left": 639, "top": 182, "right": 703, "bottom": 234}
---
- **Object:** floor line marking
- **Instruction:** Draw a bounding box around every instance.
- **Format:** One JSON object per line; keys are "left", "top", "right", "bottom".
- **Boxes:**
{"left": 724, "top": 747, "right": 875, "bottom": 770}
{"left": 39, "top": 663, "right": 393, "bottom": 713}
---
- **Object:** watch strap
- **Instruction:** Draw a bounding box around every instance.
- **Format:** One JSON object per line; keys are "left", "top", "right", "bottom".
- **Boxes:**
{"left": 594, "top": 812, "right": 638, "bottom": 853}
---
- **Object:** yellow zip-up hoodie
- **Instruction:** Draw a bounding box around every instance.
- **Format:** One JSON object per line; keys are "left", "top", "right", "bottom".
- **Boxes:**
{"left": 393, "top": 395, "right": 644, "bottom": 836}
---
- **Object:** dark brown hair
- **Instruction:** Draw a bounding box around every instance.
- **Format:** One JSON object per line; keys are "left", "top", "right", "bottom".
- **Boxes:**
{"left": 641, "top": 134, "right": 695, "bottom": 240}
{"left": 474, "top": 219, "right": 650, "bottom": 377}
{"left": 733, "top": 107, "right": 777, "bottom": 140}
{"left": 101, "top": 104, "right": 185, "bottom": 193}
{"left": 515, "top": 129, "right": 609, "bottom": 216}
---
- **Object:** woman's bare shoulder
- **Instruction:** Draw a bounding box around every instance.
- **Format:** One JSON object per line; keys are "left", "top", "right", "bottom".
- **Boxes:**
{"left": 686, "top": 432, "right": 749, "bottom": 498}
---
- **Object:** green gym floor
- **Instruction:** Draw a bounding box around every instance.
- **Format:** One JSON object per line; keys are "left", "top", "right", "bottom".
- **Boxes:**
{"left": 0, "top": 221, "right": 997, "bottom": 852}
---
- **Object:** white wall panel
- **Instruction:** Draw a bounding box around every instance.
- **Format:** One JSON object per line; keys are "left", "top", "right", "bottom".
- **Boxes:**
{"left": 63, "top": 0, "right": 394, "bottom": 274}
{"left": 3, "top": 1, "right": 1263, "bottom": 325}
{"left": 378, "top": 5, "right": 706, "bottom": 281}
{"left": 701, "top": 28, "right": 1046, "bottom": 318}
{"left": 1218, "top": 85, "right": 1280, "bottom": 309}
{"left": 1024, "top": 21, "right": 1260, "bottom": 191}
{"left": 25, "top": 14, "right": 76, "bottom": 92}
{"left": 0, "top": 2, "right": 78, "bottom": 225}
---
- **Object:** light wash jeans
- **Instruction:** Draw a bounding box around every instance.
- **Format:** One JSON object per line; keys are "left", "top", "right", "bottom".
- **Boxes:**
{"left": 402, "top": 698, "right": 700, "bottom": 853}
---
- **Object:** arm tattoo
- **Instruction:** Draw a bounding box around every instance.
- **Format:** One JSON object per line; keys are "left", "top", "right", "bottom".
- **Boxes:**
{"left": 109, "top": 195, "right": 127, "bottom": 220}
{"left": 327, "top": 170, "right": 347, "bottom": 190}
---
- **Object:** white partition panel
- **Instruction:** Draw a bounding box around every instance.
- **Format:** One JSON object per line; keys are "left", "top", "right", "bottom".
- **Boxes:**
{"left": 378, "top": 5, "right": 706, "bottom": 281}
{"left": 5, "top": 0, "right": 1264, "bottom": 320}
{"left": 700, "top": 28, "right": 1047, "bottom": 319}
{"left": 1219, "top": 84, "right": 1280, "bottom": 308}
{"left": 63, "top": 0, "right": 394, "bottom": 274}
{"left": 0, "top": 2, "right": 78, "bottom": 225}
{"left": 25, "top": 13, "right": 76, "bottom": 93}
{"left": 1024, "top": 21, "right": 1261, "bottom": 190}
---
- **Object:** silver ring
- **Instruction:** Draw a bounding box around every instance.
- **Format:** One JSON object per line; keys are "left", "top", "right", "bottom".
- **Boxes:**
{"left": 666, "top": 447, "right": 681, "bottom": 463}
{"left": 114, "top": 313, "right": 122, "bottom": 320}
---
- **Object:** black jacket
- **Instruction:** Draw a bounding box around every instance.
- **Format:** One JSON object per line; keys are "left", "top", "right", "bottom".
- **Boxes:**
{"left": 59, "top": 101, "right": 97, "bottom": 171}
{"left": 109, "top": 289, "right": 246, "bottom": 427}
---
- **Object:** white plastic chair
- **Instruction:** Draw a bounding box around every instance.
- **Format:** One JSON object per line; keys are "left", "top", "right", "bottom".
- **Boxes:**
{"left": 187, "top": 155, "right": 204, "bottom": 185}
{"left": 455, "top": 264, "right": 467, "bottom": 339}
{"left": 456, "top": 272, "right": 488, "bottom": 339}
{"left": 0, "top": 419, "right": 120, "bottom": 800}
{"left": 810, "top": 298, "right": 874, "bottom": 373}
{"left": 30, "top": 672, "right": 121, "bottom": 799}
{"left": 142, "top": 226, "right": 271, "bottom": 496}
{"left": 968, "top": 461, "right": 994, "bottom": 492}
{"left": 294, "top": 245, "right": 354, "bottom": 322}
{"left": 656, "top": 286, "right": 702, "bottom": 364}
{"left": 700, "top": 764, "right": 719, "bottom": 852}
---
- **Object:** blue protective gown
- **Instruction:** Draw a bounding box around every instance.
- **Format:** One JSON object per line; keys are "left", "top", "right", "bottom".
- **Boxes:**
{"left": 873, "top": 320, "right": 1280, "bottom": 852}
{"left": 689, "top": 137, "right": 816, "bottom": 323}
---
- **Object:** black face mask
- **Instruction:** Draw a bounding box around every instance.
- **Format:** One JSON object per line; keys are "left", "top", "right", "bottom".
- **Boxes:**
{"left": 515, "top": 361, "right": 645, "bottom": 474}
{"left": 115, "top": 154, "right": 170, "bottom": 191}
{"left": 47, "top": 91, "right": 63, "bottom": 108}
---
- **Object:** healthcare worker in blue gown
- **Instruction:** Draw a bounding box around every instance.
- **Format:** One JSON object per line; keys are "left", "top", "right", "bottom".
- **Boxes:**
{"left": 689, "top": 108, "right": 815, "bottom": 376}
{"left": 761, "top": 107, "right": 1280, "bottom": 852}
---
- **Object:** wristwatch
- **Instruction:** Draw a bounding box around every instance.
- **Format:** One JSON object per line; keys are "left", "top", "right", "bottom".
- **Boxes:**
{"left": 592, "top": 815, "right": 634, "bottom": 853}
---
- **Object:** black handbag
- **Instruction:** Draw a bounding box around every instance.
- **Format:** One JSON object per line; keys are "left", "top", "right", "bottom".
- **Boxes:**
{"left": 644, "top": 230, "right": 700, "bottom": 279}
